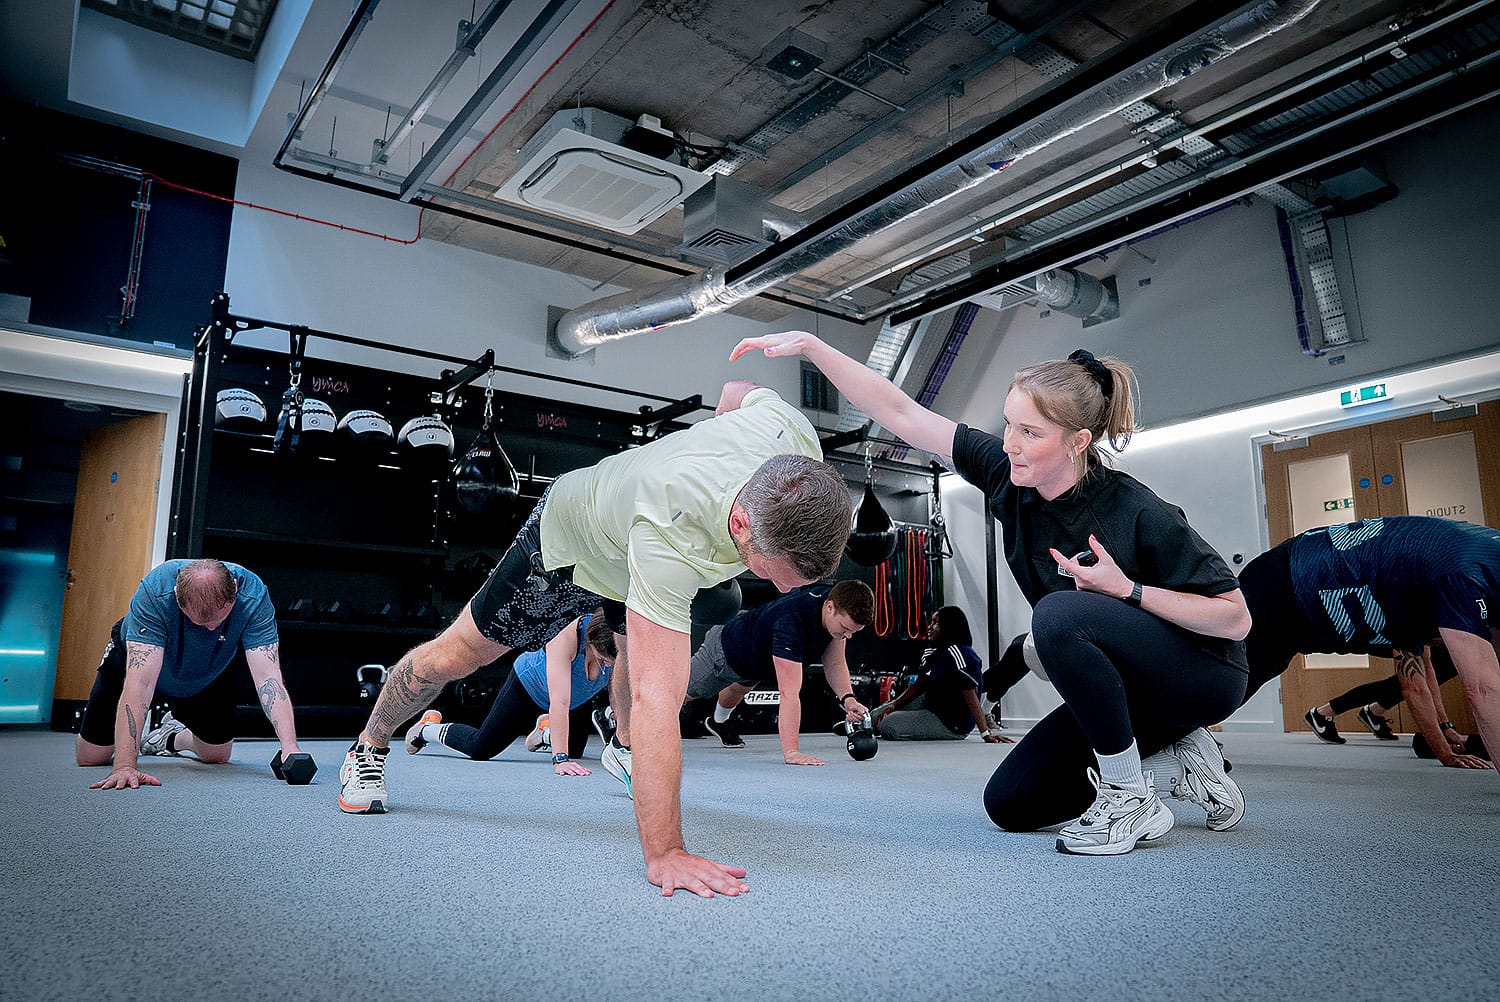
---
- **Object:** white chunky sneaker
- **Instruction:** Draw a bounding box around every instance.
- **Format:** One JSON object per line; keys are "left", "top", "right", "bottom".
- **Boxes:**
{"left": 601, "top": 737, "right": 633, "bottom": 799}
{"left": 140, "top": 710, "right": 186, "bottom": 757}
{"left": 338, "top": 741, "right": 389, "bottom": 814}
{"left": 1056, "top": 768, "right": 1174, "bottom": 856}
{"left": 1170, "top": 727, "right": 1245, "bottom": 832}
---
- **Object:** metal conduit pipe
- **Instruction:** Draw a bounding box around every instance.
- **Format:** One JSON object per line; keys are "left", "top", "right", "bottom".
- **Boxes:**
{"left": 1034, "top": 268, "right": 1117, "bottom": 321}
{"left": 554, "top": 0, "right": 1322, "bottom": 355}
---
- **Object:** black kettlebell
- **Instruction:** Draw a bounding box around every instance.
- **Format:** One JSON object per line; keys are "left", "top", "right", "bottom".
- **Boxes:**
{"left": 847, "top": 710, "right": 878, "bottom": 761}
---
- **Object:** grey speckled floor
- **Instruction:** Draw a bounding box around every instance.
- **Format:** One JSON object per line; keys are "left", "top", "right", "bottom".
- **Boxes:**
{"left": 2, "top": 726, "right": 1496, "bottom": 1002}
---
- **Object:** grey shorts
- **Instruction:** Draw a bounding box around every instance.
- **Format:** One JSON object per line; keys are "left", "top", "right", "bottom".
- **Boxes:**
{"left": 685, "top": 625, "right": 751, "bottom": 700}
{"left": 468, "top": 489, "right": 626, "bottom": 652}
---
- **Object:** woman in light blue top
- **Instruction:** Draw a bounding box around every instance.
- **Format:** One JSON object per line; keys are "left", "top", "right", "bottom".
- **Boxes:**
{"left": 403, "top": 614, "right": 616, "bottom": 775}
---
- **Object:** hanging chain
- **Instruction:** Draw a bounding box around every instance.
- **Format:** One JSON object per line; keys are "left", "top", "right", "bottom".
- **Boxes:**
{"left": 481, "top": 369, "right": 495, "bottom": 429}
{"left": 864, "top": 441, "right": 874, "bottom": 484}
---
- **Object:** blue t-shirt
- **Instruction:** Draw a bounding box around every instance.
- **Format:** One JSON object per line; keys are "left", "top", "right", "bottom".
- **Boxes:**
{"left": 718, "top": 584, "right": 832, "bottom": 683}
{"left": 1288, "top": 516, "right": 1500, "bottom": 652}
{"left": 120, "top": 560, "right": 278, "bottom": 698}
{"left": 921, "top": 644, "right": 983, "bottom": 734}
{"left": 513, "top": 614, "right": 613, "bottom": 710}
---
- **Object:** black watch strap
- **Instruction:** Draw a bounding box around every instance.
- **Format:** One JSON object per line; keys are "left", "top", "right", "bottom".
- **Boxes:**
{"left": 1123, "top": 581, "right": 1143, "bottom": 607}
{"left": 838, "top": 693, "right": 855, "bottom": 705}
{"left": 552, "top": 752, "right": 570, "bottom": 764}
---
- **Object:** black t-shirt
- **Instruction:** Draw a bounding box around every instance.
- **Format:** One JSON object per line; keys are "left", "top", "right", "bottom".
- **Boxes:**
{"left": 951, "top": 424, "right": 1243, "bottom": 663}
{"left": 720, "top": 584, "right": 832, "bottom": 683}
{"left": 921, "top": 644, "right": 983, "bottom": 734}
{"left": 1288, "top": 516, "right": 1500, "bottom": 653}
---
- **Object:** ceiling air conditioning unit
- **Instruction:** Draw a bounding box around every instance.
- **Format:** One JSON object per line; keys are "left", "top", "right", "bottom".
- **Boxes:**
{"left": 495, "top": 108, "right": 709, "bottom": 235}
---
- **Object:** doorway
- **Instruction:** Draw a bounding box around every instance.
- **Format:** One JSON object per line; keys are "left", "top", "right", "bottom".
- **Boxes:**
{"left": 1261, "top": 399, "right": 1500, "bottom": 735}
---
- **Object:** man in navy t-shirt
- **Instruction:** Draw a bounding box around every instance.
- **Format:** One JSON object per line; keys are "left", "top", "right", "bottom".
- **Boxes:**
{"left": 1238, "top": 517, "right": 1500, "bottom": 773}
{"left": 75, "top": 558, "right": 308, "bottom": 790}
{"left": 685, "top": 580, "right": 873, "bottom": 764}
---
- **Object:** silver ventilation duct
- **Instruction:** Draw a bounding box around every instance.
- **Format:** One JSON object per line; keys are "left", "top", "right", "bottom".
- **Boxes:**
{"left": 554, "top": 0, "right": 1323, "bottom": 355}
{"left": 1034, "top": 268, "right": 1119, "bottom": 323}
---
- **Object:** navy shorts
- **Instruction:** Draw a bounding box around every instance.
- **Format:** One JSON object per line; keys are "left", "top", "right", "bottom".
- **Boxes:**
{"left": 468, "top": 489, "right": 627, "bottom": 652}
{"left": 79, "top": 619, "right": 242, "bottom": 746}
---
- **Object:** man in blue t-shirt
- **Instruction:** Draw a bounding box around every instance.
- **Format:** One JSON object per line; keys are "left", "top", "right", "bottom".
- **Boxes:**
{"left": 1237, "top": 517, "right": 1500, "bottom": 774}
{"left": 76, "top": 558, "right": 307, "bottom": 790}
{"left": 686, "top": 580, "right": 873, "bottom": 764}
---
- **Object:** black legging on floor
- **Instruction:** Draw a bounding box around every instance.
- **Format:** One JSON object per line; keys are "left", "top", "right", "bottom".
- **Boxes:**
{"left": 442, "top": 670, "right": 593, "bottom": 761}
{"left": 983, "top": 590, "right": 1248, "bottom": 832}
{"left": 1328, "top": 646, "right": 1459, "bottom": 713}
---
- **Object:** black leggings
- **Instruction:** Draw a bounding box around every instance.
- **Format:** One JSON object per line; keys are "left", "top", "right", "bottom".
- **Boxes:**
{"left": 442, "top": 670, "right": 593, "bottom": 761}
{"left": 1328, "top": 645, "right": 1459, "bottom": 713}
{"left": 1237, "top": 540, "right": 1347, "bottom": 704}
{"left": 983, "top": 591, "right": 1247, "bottom": 831}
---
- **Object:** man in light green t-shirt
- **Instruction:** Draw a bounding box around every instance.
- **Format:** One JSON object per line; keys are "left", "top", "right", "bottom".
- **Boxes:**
{"left": 339, "top": 381, "right": 852, "bottom": 899}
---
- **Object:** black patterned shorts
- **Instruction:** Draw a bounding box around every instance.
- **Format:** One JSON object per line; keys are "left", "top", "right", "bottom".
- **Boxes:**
{"left": 468, "top": 489, "right": 627, "bottom": 651}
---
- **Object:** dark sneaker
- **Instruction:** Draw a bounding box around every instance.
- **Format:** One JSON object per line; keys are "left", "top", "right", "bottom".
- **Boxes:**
{"left": 1304, "top": 708, "right": 1346, "bottom": 744}
{"left": 591, "top": 704, "right": 616, "bottom": 747}
{"left": 1357, "top": 705, "right": 1398, "bottom": 740}
{"left": 704, "top": 714, "right": 745, "bottom": 748}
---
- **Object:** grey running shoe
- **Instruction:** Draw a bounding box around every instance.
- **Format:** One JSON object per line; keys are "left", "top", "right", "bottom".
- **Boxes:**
{"left": 1056, "top": 769, "right": 1174, "bottom": 856}
{"left": 1170, "top": 728, "right": 1246, "bottom": 831}
{"left": 140, "top": 710, "right": 185, "bottom": 757}
{"left": 525, "top": 713, "right": 552, "bottom": 753}
{"left": 404, "top": 709, "right": 442, "bottom": 755}
{"left": 338, "top": 741, "right": 389, "bottom": 814}
{"left": 601, "top": 737, "right": 633, "bottom": 799}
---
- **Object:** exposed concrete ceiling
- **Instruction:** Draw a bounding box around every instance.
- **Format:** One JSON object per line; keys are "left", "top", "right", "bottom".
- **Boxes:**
{"left": 10, "top": 0, "right": 1500, "bottom": 330}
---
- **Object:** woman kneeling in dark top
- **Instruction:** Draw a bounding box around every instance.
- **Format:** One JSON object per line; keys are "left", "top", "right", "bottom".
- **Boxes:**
{"left": 731, "top": 331, "right": 1251, "bottom": 856}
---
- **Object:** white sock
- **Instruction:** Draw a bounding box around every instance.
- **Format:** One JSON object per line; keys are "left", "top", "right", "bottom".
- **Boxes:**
{"left": 1141, "top": 747, "right": 1182, "bottom": 793}
{"left": 422, "top": 722, "right": 447, "bottom": 745}
{"left": 713, "top": 702, "right": 734, "bottom": 724}
{"left": 1096, "top": 740, "right": 1148, "bottom": 795}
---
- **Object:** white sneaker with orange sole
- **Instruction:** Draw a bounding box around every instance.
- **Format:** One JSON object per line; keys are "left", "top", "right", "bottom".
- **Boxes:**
{"left": 403, "top": 709, "right": 443, "bottom": 755}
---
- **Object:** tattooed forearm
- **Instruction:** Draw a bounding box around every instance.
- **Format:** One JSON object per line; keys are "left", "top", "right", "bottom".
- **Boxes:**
{"left": 369, "top": 657, "right": 443, "bottom": 739}
{"left": 1395, "top": 648, "right": 1424, "bottom": 681}
{"left": 257, "top": 677, "right": 286, "bottom": 716}
{"left": 247, "top": 643, "right": 279, "bottom": 666}
{"left": 125, "top": 704, "right": 139, "bottom": 753}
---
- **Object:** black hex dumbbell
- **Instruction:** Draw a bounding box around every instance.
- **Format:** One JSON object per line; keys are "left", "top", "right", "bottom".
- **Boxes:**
{"left": 270, "top": 750, "right": 318, "bottom": 785}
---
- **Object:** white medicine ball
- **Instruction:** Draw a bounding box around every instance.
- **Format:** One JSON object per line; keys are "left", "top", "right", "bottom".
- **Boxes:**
{"left": 215, "top": 388, "right": 267, "bottom": 429}
{"left": 298, "top": 398, "right": 337, "bottom": 435}
{"left": 338, "top": 408, "right": 394, "bottom": 445}
{"left": 398, "top": 415, "right": 455, "bottom": 458}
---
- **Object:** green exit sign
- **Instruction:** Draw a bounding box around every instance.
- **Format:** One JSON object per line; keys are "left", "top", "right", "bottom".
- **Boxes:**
{"left": 1340, "top": 382, "right": 1388, "bottom": 407}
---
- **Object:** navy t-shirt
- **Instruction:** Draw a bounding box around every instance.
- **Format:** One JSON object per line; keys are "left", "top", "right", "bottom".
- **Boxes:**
{"left": 120, "top": 560, "right": 278, "bottom": 698}
{"left": 922, "top": 644, "right": 983, "bottom": 734}
{"left": 1288, "top": 516, "right": 1500, "bottom": 653}
{"left": 719, "top": 584, "right": 832, "bottom": 683}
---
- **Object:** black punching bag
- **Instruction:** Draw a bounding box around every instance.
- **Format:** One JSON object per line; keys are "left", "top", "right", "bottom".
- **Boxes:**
{"left": 452, "top": 424, "right": 520, "bottom": 518}
{"left": 846, "top": 482, "right": 897, "bottom": 566}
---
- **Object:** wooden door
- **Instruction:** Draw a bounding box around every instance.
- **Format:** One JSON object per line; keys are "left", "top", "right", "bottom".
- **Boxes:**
{"left": 1363, "top": 400, "right": 1500, "bottom": 734}
{"left": 53, "top": 414, "right": 166, "bottom": 702}
{"left": 1261, "top": 425, "right": 1395, "bottom": 733}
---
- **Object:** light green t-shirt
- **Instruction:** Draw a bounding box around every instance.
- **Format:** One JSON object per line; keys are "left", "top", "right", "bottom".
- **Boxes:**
{"left": 539, "top": 387, "right": 823, "bottom": 633}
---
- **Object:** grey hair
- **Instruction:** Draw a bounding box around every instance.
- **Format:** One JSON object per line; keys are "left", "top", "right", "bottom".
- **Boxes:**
{"left": 738, "top": 454, "right": 852, "bottom": 580}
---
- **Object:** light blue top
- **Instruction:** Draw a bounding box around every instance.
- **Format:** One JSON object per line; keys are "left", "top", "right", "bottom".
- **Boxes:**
{"left": 513, "top": 614, "right": 612, "bottom": 710}
{"left": 120, "top": 560, "right": 278, "bottom": 697}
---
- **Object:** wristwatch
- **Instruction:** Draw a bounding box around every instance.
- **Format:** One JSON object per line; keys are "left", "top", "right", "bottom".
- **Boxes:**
{"left": 552, "top": 752, "right": 570, "bottom": 764}
{"left": 1440, "top": 721, "right": 1457, "bottom": 731}
{"left": 838, "top": 693, "right": 856, "bottom": 706}
{"left": 1123, "top": 581, "right": 1143, "bottom": 607}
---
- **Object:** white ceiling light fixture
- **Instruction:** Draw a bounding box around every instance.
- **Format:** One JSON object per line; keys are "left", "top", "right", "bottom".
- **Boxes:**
{"left": 495, "top": 108, "right": 710, "bottom": 235}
